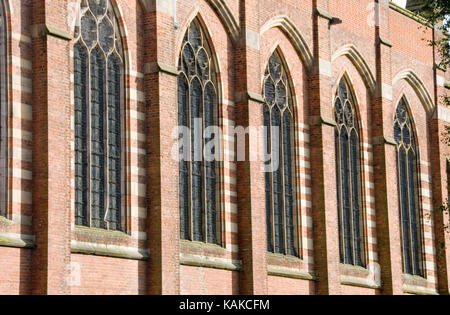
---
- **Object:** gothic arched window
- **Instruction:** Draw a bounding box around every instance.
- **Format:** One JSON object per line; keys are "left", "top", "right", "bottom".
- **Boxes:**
{"left": 263, "top": 51, "right": 297, "bottom": 257}
{"left": 0, "top": 0, "right": 6, "bottom": 217}
{"left": 334, "top": 78, "right": 364, "bottom": 267}
{"left": 74, "top": 0, "right": 124, "bottom": 231}
{"left": 394, "top": 97, "right": 423, "bottom": 276}
{"left": 178, "top": 20, "right": 220, "bottom": 244}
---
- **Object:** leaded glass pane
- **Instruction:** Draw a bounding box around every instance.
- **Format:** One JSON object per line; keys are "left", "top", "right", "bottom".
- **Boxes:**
{"left": 81, "top": 10, "right": 97, "bottom": 49}
{"left": 178, "top": 74, "right": 189, "bottom": 240}
{"left": 283, "top": 112, "right": 295, "bottom": 256}
{"left": 88, "top": 0, "right": 107, "bottom": 17}
{"left": 335, "top": 98, "right": 343, "bottom": 125}
{"left": 188, "top": 22, "right": 202, "bottom": 51}
{"left": 276, "top": 82, "right": 287, "bottom": 109}
{"left": 340, "top": 130, "right": 353, "bottom": 265}
{"left": 336, "top": 130, "right": 344, "bottom": 263}
{"left": 402, "top": 126, "right": 411, "bottom": 148}
{"left": 205, "top": 83, "right": 217, "bottom": 244}
{"left": 271, "top": 107, "right": 284, "bottom": 254}
{"left": 264, "top": 78, "right": 276, "bottom": 106}
{"left": 408, "top": 150, "right": 422, "bottom": 276}
{"left": 74, "top": 43, "right": 88, "bottom": 226}
{"left": 90, "top": 48, "right": 106, "bottom": 230}
{"left": 269, "top": 53, "right": 282, "bottom": 81}
{"left": 99, "top": 18, "right": 115, "bottom": 54}
{"left": 264, "top": 105, "right": 273, "bottom": 252}
{"left": 182, "top": 44, "right": 195, "bottom": 77}
{"left": 350, "top": 130, "right": 362, "bottom": 266}
{"left": 196, "top": 48, "right": 210, "bottom": 82}
{"left": 399, "top": 147, "right": 412, "bottom": 274}
{"left": 394, "top": 122, "right": 402, "bottom": 144}
{"left": 344, "top": 102, "right": 353, "bottom": 127}
{"left": 190, "top": 77, "right": 203, "bottom": 242}
{"left": 339, "top": 80, "right": 348, "bottom": 101}
{"left": 107, "top": 55, "right": 121, "bottom": 231}
{"left": 397, "top": 101, "right": 408, "bottom": 125}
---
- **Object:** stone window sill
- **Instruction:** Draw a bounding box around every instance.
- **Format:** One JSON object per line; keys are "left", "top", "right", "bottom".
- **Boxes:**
{"left": 402, "top": 274, "right": 438, "bottom": 295}
{"left": 340, "top": 264, "right": 382, "bottom": 290}
{"left": 180, "top": 240, "right": 241, "bottom": 271}
{"left": 181, "top": 239, "right": 229, "bottom": 256}
{"left": 0, "top": 232, "right": 35, "bottom": 249}
{"left": 340, "top": 275, "right": 381, "bottom": 290}
{"left": 74, "top": 225, "right": 131, "bottom": 240}
{"left": 0, "top": 216, "right": 13, "bottom": 226}
{"left": 267, "top": 265, "right": 317, "bottom": 281}
{"left": 71, "top": 240, "right": 149, "bottom": 261}
{"left": 0, "top": 216, "right": 35, "bottom": 249}
{"left": 71, "top": 226, "right": 148, "bottom": 261}
{"left": 267, "top": 253, "right": 317, "bottom": 281}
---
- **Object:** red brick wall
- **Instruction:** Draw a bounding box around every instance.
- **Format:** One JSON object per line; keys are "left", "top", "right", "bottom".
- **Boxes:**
{"left": 0, "top": 247, "right": 31, "bottom": 294}
{"left": 267, "top": 276, "right": 315, "bottom": 295}
{"left": 0, "top": 0, "right": 448, "bottom": 295}
{"left": 180, "top": 266, "right": 239, "bottom": 295}
{"left": 70, "top": 254, "right": 147, "bottom": 295}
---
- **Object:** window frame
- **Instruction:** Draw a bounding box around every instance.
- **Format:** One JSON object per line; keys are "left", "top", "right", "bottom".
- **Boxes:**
{"left": 73, "top": 0, "right": 126, "bottom": 232}
{"left": 333, "top": 76, "right": 366, "bottom": 267}
{"left": 263, "top": 50, "right": 301, "bottom": 258}
{"left": 394, "top": 97, "right": 425, "bottom": 277}
{"left": 178, "top": 19, "right": 223, "bottom": 245}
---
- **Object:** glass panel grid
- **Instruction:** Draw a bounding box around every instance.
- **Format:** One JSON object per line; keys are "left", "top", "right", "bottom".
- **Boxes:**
{"left": 334, "top": 78, "right": 364, "bottom": 267}
{"left": 74, "top": 0, "right": 124, "bottom": 231}
{"left": 395, "top": 98, "right": 424, "bottom": 276}
{"left": 178, "top": 21, "right": 219, "bottom": 245}
{"left": 264, "top": 51, "right": 298, "bottom": 257}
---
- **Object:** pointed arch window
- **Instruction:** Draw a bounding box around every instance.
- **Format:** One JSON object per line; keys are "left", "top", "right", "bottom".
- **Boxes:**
{"left": 263, "top": 51, "right": 298, "bottom": 257}
{"left": 178, "top": 20, "right": 220, "bottom": 244}
{"left": 394, "top": 97, "right": 423, "bottom": 276}
{"left": 334, "top": 78, "right": 365, "bottom": 267}
{"left": 0, "top": 0, "right": 6, "bottom": 217}
{"left": 74, "top": 0, "right": 124, "bottom": 231}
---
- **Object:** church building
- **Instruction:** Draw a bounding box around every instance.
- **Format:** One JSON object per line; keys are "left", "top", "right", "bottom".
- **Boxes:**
{"left": 0, "top": 0, "right": 449, "bottom": 295}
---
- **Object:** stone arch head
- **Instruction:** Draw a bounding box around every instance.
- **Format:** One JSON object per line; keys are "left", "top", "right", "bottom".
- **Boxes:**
{"left": 332, "top": 44, "right": 376, "bottom": 95}
{"left": 206, "top": 0, "right": 240, "bottom": 43}
{"left": 393, "top": 69, "right": 434, "bottom": 115}
{"left": 260, "top": 15, "right": 314, "bottom": 72}
{"left": 138, "top": 0, "right": 240, "bottom": 43}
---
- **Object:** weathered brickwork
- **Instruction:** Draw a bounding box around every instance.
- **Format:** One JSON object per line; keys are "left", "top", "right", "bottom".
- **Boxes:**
{"left": 0, "top": 0, "right": 448, "bottom": 295}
